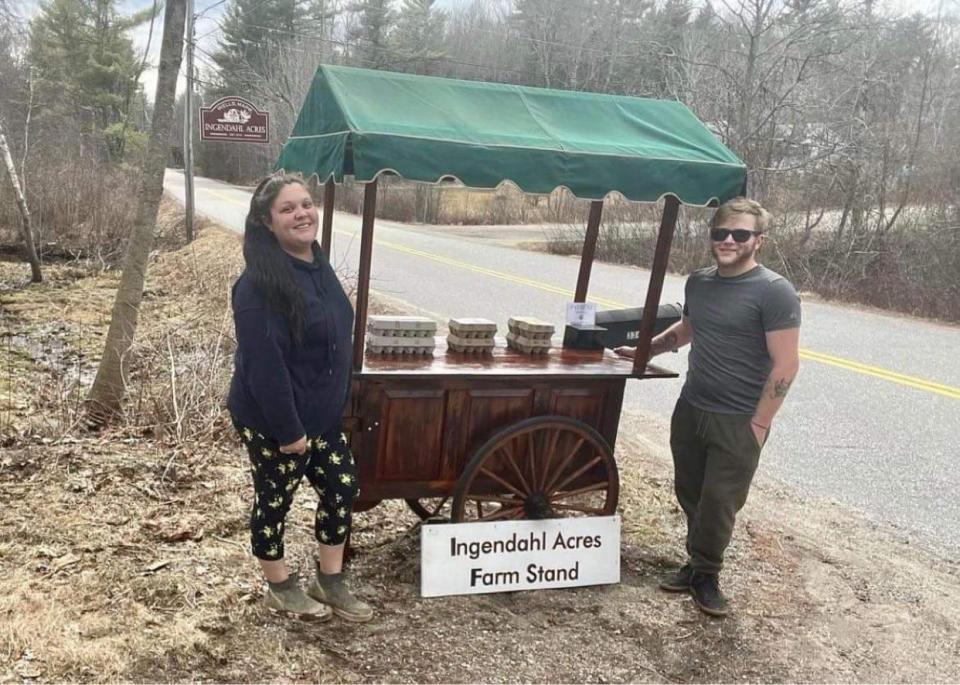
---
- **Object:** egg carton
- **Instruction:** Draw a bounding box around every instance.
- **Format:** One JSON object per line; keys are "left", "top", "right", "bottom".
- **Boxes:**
{"left": 366, "top": 334, "right": 435, "bottom": 356}
{"left": 368, "top": 328, "right": 435, "bottom": 339}
{"left": 447, "top": 334, "right": 495, "bottom": 354}
{"left": 367, "top": 316, "right": 437, "bottom": 338}
{"left": 507, "top": 317, "right": 555, "bottom": 341}
{"left": 506, "top": 332, "right": 553, "bottom": 355}
{"left": 448, "top": 318, "right": 498, "bottom": 339}
{"left": 366, "top": 344, "right": 435, "bottom": 355}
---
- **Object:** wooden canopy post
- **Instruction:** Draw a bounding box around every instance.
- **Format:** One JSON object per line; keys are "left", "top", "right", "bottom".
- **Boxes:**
{"left": 574, "top": 200, "right": 604, "bottom": 302}
{"left": 353, "top": 180, "right": 378, "bottom": 372}
{"left": 321, "top": 178, "right": 335, "bottom": 257}
{"left": 632, "top": 196, "right": 680, "bottom": 375}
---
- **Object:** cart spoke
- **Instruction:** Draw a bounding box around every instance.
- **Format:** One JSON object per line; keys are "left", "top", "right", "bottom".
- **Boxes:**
{"left": 421, "top": 497, "right": 448, "bottom": 516}
{"left": 538, "top": 428, "right": 561, "bottom": 492}
{"left": 548, "top": 481, "right": 609, "bottom": 501}
{"left": 470, "top": 494, "right": 526, "bottom": 506}
{"left": 499, "top": 444, "right": 532, "bottom": 495}
{"left": 527, "top": 432, "right": 538, "bottom": 488}
{"left": 476, "top": 503, "right": 525, "bottom": 522}
{"left": 542, "top": 436, "right": 585, "bottom": 493}
{"left": 550, "top": 455, "right": 602, "bottom": 496}
{"left": 478, "top": 467, "right": 527, "bottom": 499}
{"left": 551, "top": 503, "right": 605, "bottom": 515}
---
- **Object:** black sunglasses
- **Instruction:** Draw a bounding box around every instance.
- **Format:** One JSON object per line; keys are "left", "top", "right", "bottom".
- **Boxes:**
{"left": 710, "top": 228, "right": 761, "bottom": 243}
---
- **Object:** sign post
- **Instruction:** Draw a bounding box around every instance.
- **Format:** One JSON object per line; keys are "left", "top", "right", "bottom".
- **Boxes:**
{"left": 421, "top": 516, "right": 620, "bottom": 598}
{"left": 183, "top": 0, "right": 195, "bottom": 242}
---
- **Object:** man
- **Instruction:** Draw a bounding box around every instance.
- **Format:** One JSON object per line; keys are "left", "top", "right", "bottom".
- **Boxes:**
{"left": 616, "top": 197, "right": 801, "bottom": 617}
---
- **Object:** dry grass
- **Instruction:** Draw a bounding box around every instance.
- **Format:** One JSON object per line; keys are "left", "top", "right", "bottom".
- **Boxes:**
{"left": 2, "top": 204, "right": 959, "bottom": 682}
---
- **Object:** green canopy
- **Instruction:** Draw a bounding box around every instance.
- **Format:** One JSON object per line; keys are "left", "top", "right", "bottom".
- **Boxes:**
{"left": 276, "top": 65, "right": 746, "bottom": 206}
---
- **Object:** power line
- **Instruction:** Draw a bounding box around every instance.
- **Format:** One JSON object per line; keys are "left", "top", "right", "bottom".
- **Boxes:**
{"left": 195, "top": 0, "right": 230, "bottom": 18}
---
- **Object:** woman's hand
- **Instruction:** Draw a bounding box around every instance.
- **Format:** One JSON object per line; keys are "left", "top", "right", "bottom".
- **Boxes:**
{"left": 280, "top": 435, "right": 308, "bottom": 455}
{"left": 614, "top": 346, "right": 636, "bottom": 359}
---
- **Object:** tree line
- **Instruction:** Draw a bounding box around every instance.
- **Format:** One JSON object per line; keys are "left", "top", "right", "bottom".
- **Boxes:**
{"left": 1, "top": 0, "right": 959, "bottom": 314}
{"left": 194, "top": 0, "right": 960, "bottom": 319}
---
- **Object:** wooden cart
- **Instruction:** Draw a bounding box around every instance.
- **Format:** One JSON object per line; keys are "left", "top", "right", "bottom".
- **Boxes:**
{"left": 277, "top": 66, "right": 747, "bottom": 523}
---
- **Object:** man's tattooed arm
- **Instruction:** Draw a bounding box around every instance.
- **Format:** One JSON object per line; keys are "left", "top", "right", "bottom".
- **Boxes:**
{"left": 771, "top": 377, "right": 792, "bottom": 399}
{"left": 614, "top": 319, "right": 691, "bottom": 360}
{"left": 752, "top": 327, "right": 800, "bottom": 431}
{"left": 650, "top": 330, "right": 679, "bottom": 356}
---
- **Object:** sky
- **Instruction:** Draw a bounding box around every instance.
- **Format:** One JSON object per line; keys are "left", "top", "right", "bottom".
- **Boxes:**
{"left": 14, "top": 0, "right": 959, "bottom": 100}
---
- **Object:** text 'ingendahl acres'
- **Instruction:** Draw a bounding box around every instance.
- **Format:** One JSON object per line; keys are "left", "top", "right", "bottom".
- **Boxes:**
{"left": 450, "top": 531, "right": 602, "bottom": 560}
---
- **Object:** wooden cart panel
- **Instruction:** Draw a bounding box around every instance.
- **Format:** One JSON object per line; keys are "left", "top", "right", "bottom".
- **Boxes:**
{"left": 349, "top": 343, "right": 645, "bottom": 503}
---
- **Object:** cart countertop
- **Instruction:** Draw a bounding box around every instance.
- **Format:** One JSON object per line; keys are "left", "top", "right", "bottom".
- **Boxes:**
{"left": 357, "top": 337, "right": 679, "bottom": 380}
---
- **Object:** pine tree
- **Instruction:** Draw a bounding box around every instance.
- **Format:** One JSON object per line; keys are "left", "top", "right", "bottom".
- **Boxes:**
{"left": 27, "top": 0, "right": 152, "bottom": 158}
{"left": 214, "top": 0, "right": 311, "bottom": 92}
{"left": 347, "top": 0, "right": 394, "bottom": 69}
{"left": 391, "top": 0, "right": 447, "bottom": 75}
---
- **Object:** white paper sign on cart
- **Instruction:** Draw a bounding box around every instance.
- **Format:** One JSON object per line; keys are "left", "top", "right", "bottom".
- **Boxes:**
{"left": 421, "top": 516, "right": 620, "bottom": 597}
{"left": 566, "top": 301, "right": 597, "bottom": 327}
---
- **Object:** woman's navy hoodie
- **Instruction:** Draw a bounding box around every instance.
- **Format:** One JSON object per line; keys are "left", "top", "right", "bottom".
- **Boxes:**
{"left": 227, "top": 245, "right": 354, "bottom": 445}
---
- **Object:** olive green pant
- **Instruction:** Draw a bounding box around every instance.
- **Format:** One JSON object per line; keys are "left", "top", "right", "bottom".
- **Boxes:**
{"left": 670, "top": 397, "right": 765, "bottom": 574}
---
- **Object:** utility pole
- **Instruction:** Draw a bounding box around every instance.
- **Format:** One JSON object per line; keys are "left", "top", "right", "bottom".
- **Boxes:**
{"left": 183, "top": 0, "right": 196, "bottom": 242}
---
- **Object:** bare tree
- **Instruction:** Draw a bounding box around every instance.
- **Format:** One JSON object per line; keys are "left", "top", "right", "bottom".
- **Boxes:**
{"left": 87, "top": 0, "right": 187, "bottom": 422}
{"left": 0, "top": 118, "right": 41, "bottom": 282}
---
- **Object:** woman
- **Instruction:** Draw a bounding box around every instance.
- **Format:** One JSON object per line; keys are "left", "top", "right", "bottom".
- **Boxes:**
{"left": 227, "top": 173, "right": 372, "bottom": 622}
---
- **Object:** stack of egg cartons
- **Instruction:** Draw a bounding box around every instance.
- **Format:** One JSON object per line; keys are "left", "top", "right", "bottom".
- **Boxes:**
{"left": 506, "top": 317, "right": 555, "bottom": 355}
{"left": 447, "top": 318, "right": 497, "bottom": 354}
{"left": 366, "top": 316, "right": 437, "bottom": 355}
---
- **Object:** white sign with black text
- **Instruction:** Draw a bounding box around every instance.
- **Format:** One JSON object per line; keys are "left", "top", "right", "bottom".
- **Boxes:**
{"left": 420, "top": 516, "right": 620, "bottom": 597}
{"left": 566, "top": 301, "right": 597, "bottom": 327}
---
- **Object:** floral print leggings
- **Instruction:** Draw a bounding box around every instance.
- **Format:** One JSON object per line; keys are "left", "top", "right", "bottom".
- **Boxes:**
{"left": 233, "top": 419, "right": 359, "bottom": 560}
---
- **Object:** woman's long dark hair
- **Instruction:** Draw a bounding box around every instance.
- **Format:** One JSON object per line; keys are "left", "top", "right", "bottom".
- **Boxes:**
{"left": 243, "top": 174, "right": 311, "bottom": 344}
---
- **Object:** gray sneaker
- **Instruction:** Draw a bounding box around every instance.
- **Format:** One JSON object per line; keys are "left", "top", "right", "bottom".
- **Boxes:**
{"left": 307, "top": 565, "right": 374, "bottom": 623}
{"left": 264, "top": 572, "right": 333, "bottom": 620}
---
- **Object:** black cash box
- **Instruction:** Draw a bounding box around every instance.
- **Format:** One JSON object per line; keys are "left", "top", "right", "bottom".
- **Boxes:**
{"left": 563, "top": 303, "right": 683, "bottom": 350}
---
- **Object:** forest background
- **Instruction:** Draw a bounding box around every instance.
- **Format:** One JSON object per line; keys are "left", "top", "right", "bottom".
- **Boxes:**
{"left": 0, "top": 0, "right": 958, "bottom": 320}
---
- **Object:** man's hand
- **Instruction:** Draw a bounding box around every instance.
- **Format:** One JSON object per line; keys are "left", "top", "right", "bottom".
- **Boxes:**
{"left": 614, "top": 346, "right": 636, "bottom": 359}
{"left": 750, "top": 420, "right": 768, "bottom": 448}
{"left": 280, "top": 435, "right": 308, "bottom": 455}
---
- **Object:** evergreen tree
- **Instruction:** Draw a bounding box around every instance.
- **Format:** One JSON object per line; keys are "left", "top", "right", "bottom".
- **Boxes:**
{"left": 391, "top": 0, "right": 447, "bottom": 75}
{"left": 347, "top": 0, "right": 394, "bottom": 69}
{"left": 27, "top": 0, "right": 152, "bottom": 158}
{"left": 214, "top": 0, "right": 311, "bottom": 92}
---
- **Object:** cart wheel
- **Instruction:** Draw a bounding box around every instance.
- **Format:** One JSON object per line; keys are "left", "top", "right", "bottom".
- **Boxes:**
{"left": 405, "top": 497, "right": 451, "bottom": 521}
{"left": 451, "top": 416, "right": 618, "bottom": 523}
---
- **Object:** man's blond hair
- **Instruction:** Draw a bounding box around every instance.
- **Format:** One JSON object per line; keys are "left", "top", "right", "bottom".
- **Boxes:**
{"left": 711, "top": 197, "right": 771, "bottom": 234}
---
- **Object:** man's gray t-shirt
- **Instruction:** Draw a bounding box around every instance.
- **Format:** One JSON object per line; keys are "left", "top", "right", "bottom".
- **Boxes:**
{"left": 681, "top": 264, "right": 801, "bottom": 414}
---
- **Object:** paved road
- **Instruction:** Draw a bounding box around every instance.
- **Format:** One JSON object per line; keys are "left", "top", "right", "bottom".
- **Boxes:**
{"left": 165, "top": 170, "right": 960, "bottom": 558}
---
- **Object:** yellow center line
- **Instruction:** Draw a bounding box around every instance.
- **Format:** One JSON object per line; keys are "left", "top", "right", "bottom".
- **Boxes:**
{"left": 201, "top": 186, "right": 250, "bottom": 206}
{"left": 195, "top": 183, "right": 960, "bottom": 400}
{"left": 797, "top": 349, "right": 960, "bottom": 399}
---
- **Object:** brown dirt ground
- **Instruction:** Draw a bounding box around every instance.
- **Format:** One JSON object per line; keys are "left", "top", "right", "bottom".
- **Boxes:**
{"left": 1, "top": 209, "right": 959, "bottom": 683}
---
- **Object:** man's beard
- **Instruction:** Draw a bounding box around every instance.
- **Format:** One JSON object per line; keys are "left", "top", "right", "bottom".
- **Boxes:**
{"left": 712, "top": 244, "right": 758, "bottom": 270}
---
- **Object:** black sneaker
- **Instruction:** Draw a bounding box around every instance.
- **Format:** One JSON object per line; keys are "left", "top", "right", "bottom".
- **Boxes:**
{"left": 690, "top": 571, "right": 729, "bottom": 617}
{"left": 658, "top": 564, "right": 694, "bottom": 592}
